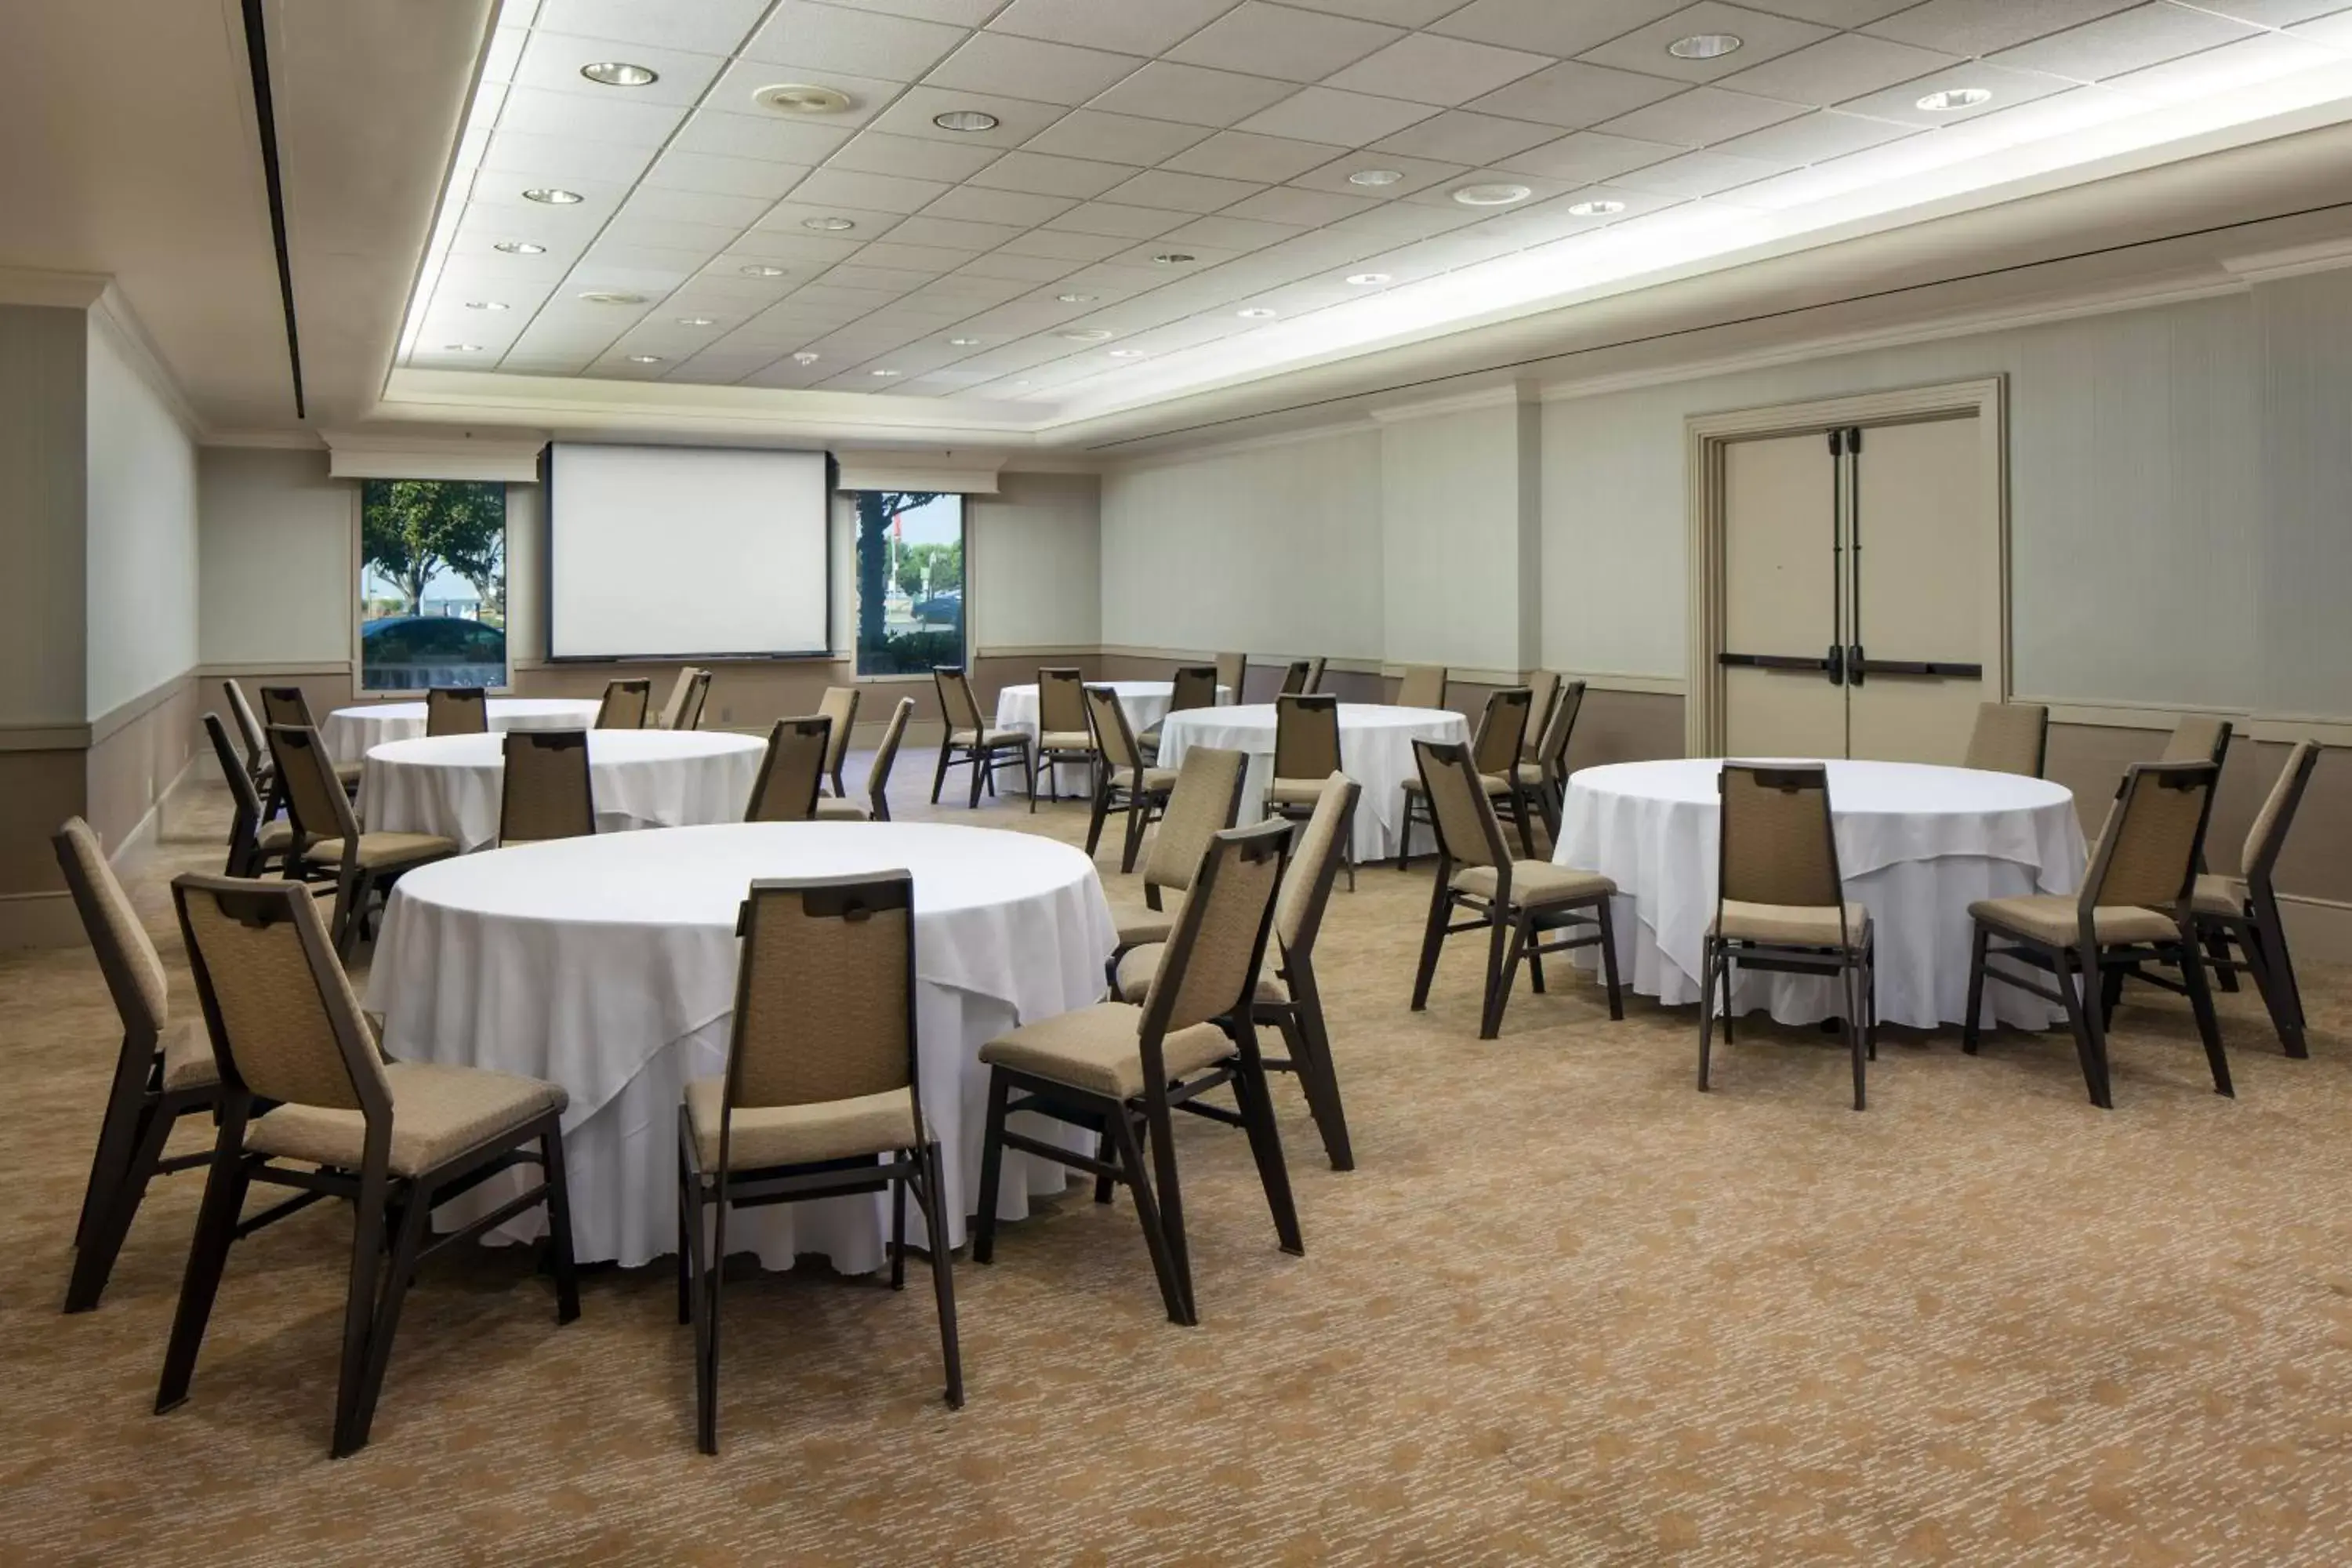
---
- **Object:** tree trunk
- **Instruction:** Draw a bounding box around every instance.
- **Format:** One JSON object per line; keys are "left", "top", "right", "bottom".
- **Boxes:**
{"left": 856, "top": 495, "right": 893, "bottom": 660}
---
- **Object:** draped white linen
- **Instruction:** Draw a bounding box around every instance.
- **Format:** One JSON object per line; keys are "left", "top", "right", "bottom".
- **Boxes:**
{"left": 365, "top": 822, "right": 1120, "bottom": 1270}
{"left": 1555, "top": 759, "right": 2085, "bottom": 1030}
{"left": 1156, "top": 702, "right": 1471, "bottom": 863}
{"left": 361, "top": 730, "right": 764, "bottom": 851}
{"left": 993, "top": 680, "right": 1229, "bottom": 796}
{"left": 321, "top": 698, "right": 602, "bottom": 765}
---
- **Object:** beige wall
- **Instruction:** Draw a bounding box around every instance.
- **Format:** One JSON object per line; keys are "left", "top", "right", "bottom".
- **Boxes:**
{"left": 198, "top": 446, "right": 354, "bottom": 668}
{"left": 970, "top": 472, "right": 1101, "bottom": 654}
{"left": 0, "top": 305, "right": 88, "bottom": 726}
{"left": 83, "top": 311, "right": 198, "bottom": 720}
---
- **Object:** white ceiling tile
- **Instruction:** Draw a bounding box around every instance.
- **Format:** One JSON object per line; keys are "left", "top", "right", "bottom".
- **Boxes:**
{"left": 616, "top": 186, "right": 774, "bottom": 228}
{"left": 854, "top": 241, "right": 981, "bottom": 272}
{"left": 739, "top": 1, "right": 971, "bottom": 78}
{"left": 529, "top": 0, "right": 769, "bottom": 53}
{"left": 1046, "top": 201, "right": 1200, "bottom": 238}
{"left": 1098, "top": 168, "right": 1269, "bottom": 212}
{"left": 1022, "top": 111, "right": 1216, "bottom": 165}
{"left": 1155, "top": 213, "right": 1311, "bottom": 250}
{"left": 1596, "top": 85, "right": 1808, "bottom": 143}
{"left": 1323, "top": 198, "right": 1486, "bottom": 241}
{"left": 2105, "top": 31, "right": 2339, "bottom": 100}
{"left": 825, "top": 130, "right": 1004, "bottom": 181}
{"left": 751, "top": 201, "right": 907, "bottom": 239}
{"left": 1222, "top": 184, "right": 1382, "bottom": 223}
{"left": 886, "top": 214, "right": 1030, "bottom": 248}
{"left": 1322, "top": 33, "right": 1556, "bottom": 105}
{"left": 510, "top": 32, "right": 729, "bottom": 107}
{"left": 1431, "top": 0, "right": 1686, "bottom": 57}
{"left": 1862, "top": 0, "right": 2143, "bottom": 56}
{"left": 1105, "top": 241, "right": 1245, "bottom": 270}
{"left": 1162, "top": 129, "right": 1347, "bottom": 181}
{"left": 1603, "top": 146, "right": 1785, "bottom": 194}
{"left": 862, "top": 86, "right": 1067, "bottom": 146}
{"left": 1288, "top": 147, "right": 1469, "bottom": 195}
{"left": 998, "top": 227, "right": 1131, "bottom": 260}
{"left": 1707, "top": 107, "right": 1917, "bottom": 163}
{"left": 987, "top": 0, "right": 1245, "bottom": 56}
{"left": 924, "top": 32, "right": 1146, "bottom": 106}
{"left": 705, "top": 60, "right": 905, "bottom": 125}
{"left": 1988, "top": 4, "right": 2259, "bottom": 83}
{"left": 1087, "top": 62, "right": 1301, "bottom": 127}
{"left": 1168, "top": 2, "right": 1405, "bottom": 81}
{"left": 1751, "top": 0, "right": 1916, "bottom": 20}
{"left": 480, "top": 129, "right": 659, "bottom": 187}
{"left": 1235, "top": 85, "right": 1443, "bottom": 142}
{"left": 820, "top": 263, "right": 942, "bottom": 292}
{"left": 1492, "top": 129, "right": 1684, "bottom": 181}
{"left": 1282, "top": 0, "right": 1475, "bottom": 22}
{"left": 1831, "top": 60, "right": 2078, "bottom": 125}
{"left": 956, "top": 249, "right": 1089, "bottom": 281}
{"left": 1466, "top": 61, "right": 1688, "bottom": 129}
{"left": 789, "top": 167, "right": 953, "bottom": 213}
{"left": 2241, "top": 0, "right": 2352, "bottom": 20}
{"left": 1715, "top": 34, "right": 1959, "bottom": 107}
{"left": 497, "top": 85, "right": 690, "bottom": 146}
{"left": 728, "top": 222, "right": 872, "bottom": 260}
{"left": 920, "top": 184, "right": 1080, "bottom": 225}
{"left": 1580, "top": 5, "right": 1835, "bottom": 85}
{"left": 1370, "top": 108, "right": 1562, "bottom": 162}
{"left": 966, "top": 150, "right": 1137, "bottom": 198}
{"left": 672, "top": 109, "right": 856, "bottom": 164}
{"left": 642, "top": 150, "right": 811, "bottom": 199}
{"left": 1396, "top": 166, "right": 1574, "bottom": 209}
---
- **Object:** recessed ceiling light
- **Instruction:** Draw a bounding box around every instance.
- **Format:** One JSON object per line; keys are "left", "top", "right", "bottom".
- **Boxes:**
{"left": 1237, "top": 307, "right": 1277, "bottom": 319}
{"left": 1568, "top": 198, "right": 1627, "bottom": 216}
{"left": 739, "top": 263, "right": 788, "bottom": 277}
{"left": 1916, "top": 87, "right": 1992, "bottom": 111}
{"left": 1668, "top": 32, "right": 1742, "bottom": 60}
{"left": 1056, "top": 292, "right": 1096, "bottom": 303}
{"left": 1452, "top": 183, "right": 1531, "bottom": 207}
{"left": 1150, "top": 252, "right": 1196, "bottom": 265}
{"left": 793, "top": 351, "right": 820, "bottom": 365}
{"left": 444, "top": 343, "right": 485, "bottom": 352}
{"left": 626, "top": 354, "right": 664, "bottom": 364}
{"left": 871, "top": 368, "right": 901, "bottom": 377}
{"left": 755, "top": 83, "right": 855, "bottom": 115}
{"left": 464, "top": 300, "right": 509, "bottom": 311}
{"left": 948, "top": 336, "right": 983, "bottom": 346}
{"left": 802, "top": 216, "right": 855, "bottom": 232}
{"left": 493, "top": 240, "right": 546, "bottom": 255}
{"left": 675, "top": 316, "right": 717, "bottom": 327}
{"left": 524, "top": 187, "right": 584, "bottom": 205}
{"left": 1345, "top": 272, "right": 1391, "bottom": 285}
{"left": 579, "top": 61, "right": 658, "bottom": 87}
{"left": 1348, "top": 169, "right": 1403, "bottom": 187}
{"left": 1108, "top": 349, "right": 1144, "bottom": 358}
{"left": 579, "top": 291, "right": 645, "bottom": 305}
{"left": 931, "top": 109, "right": 1000, "bottom": 133}
{"left": 1061, "top": 328, "right": 1113, "bottom": 342}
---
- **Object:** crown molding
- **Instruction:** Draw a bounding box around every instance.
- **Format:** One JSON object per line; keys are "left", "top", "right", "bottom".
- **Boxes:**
{"left": 89, "top": 285, "right": 205, "bottom": 441}
{"left": 0, "top": 267, "right": 108, "bottom": 310}
{"left": 323, "top": 427, "right": 547, "bottom": 482}
{"left": 2220, "top": 234, "right": 2352, "bottom": 283}
{"left": 1365, "top": 383, "right": 1525, "bottom": 424}
{"left": 201, "top": 429, "right": 328, "bottom": 450}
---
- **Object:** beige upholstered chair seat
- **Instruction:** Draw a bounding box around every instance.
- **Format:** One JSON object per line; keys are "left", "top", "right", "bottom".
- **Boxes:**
{"left": 1713, "top": 900, "right": 1871, "bottom": 948}
{"left": 684, "top": 1080, "right": 915, "bottom": 1169}
{"left": 813, "top": 798, "right": 870, "bottom": 821}
{"left": 245, "top": 1060, "right": 566, "bottom": 1178}
{"left": 1403, "top": 771, "right": 1508, "bottom": 797}
{"left": 1450, "top": 861, "right": 1613, "bottom": 908}
{"left": 951, "top": 726, "right": 1028, "bottom": 747}
{"left": 256, "top": 822, "right": 296, "bottom": 852}
{"left": 1268, "top": 775, "right": 1341, "bottom": 806}
{"left": 980, "top": 1003, "right": 1233, "bottom": 1100}
{"left": 301, "top": 832, "right": 457, "bottom": 870}
{"left": 1968, "top": 896, "right": 2176, "bottom": 948}
{"left": 336, "top": 760, "right": 364, "bottom": 787}
{"left": 1114, "top": 895, "right": 1184, "bottom": 949}
{"left": 162, "top": 1018, "right": 220, "bottom": 1092}
{"left": 1112, "top": 942, "right": 1287, "bottom": 1007}
{"left": 1039, "top": 729, "right": 1092, "bottom": 750}
{"left": 2193, "top": 873, "right": 2248, "bottom": 917}
{"left": 1512, "top": 761, "right": 1547, "bottom": 787}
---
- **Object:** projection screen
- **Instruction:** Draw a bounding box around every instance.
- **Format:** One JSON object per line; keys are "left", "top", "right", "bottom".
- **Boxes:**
{"left": 547, "top": 443, "right": 830, "bottom": 659}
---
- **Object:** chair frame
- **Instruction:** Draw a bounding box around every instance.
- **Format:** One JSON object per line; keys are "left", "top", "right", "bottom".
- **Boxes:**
{"left": 2185, "top": 742, "right": 2321, "bottom": 1057}
{"left": 1697, "top": 764, "right": 1879, "bottom": 1112}
{"left": 1963, "top": 701, "right": 2049, "bottom": 778}
{"left": 205, "top": 713, "right": 292, "bottom": 878}
{"left": 1245, "top": 779, "right": 1360, "bottom": 1171}
{"left": 499, "top": 729, "right": 597, "bottom": 844}
{"left": 160, "top": 874, "right": 578, "bottom": 1458}
{"left": 425, "top": 686, "right": 488, "bottom": 737}
{"left": 1521, "top": 680, "right": 1587, "bottom": 844}
{"left": 678, "top": 669, "right": 713, "bottom": 732}
{"left": 1962, "top": 761, "right": 2229, "bottom": 1109}
{"left": 745, "top": 716, "right": 832, "bottom": 822}
{"left": 1214, "top": 652, "right": 1247, "bottom": 703}
{"left": 818, "top": 685, "right": 862, "bottom": 798}
{"left": 1270, "top": 693, "right": 1352, "bottom": 889}
{"left": 1083, "top": 683, "right": 1173, "bottom": 873}
{"left": 1139, "top": 664, "right": 1219, "bottom": 763}
{"left": 1410, "top": 739, "right": 1622, "bottom": 1039}
{"left": 269, "top": 723, "right": 453, "bottom": 956}
{"left": 676, "top": 873, "right": 962, "bottom": 1454}
{"left": 929, "top": 666, "right": 1032, "bottom": 809}
{"left": 1401, "top": 687, "right": 1536, "bottom": 869}
{"left": 974, "top": 821, "right": 1300, "bottom": 1326}
{"left": 223, "top": 679, "right": 274, "bottom": 793}
{"left": 1032, "top": 666, "right": 1095, "bottom": 808}
{"left": 847, "top": 698, "right": 913, "bottom": 821}
{"left": 1278, "top": 659, "right": 1316, "bottom": 697}
{"left": 595, "top": 678, "right": 652, "bottom": 730}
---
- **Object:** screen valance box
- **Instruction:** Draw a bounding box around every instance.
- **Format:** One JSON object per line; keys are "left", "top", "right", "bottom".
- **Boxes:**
{"left": 833, "top": 456, "right": 1000, "bottom": 495}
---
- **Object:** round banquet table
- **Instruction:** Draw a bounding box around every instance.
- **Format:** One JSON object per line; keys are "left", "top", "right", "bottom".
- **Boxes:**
{"left": 1156, "top": 702, "right": 1472, "bottom": 864}
{"left": 361, "top": 729, "right": 765, "bottom": 852}
{"left": 1555, "top": 759, "right": 2085, "bottom": 1031}
{"left": 322, "top": 698, "right": 602, "bottom": 766}
{"left": 365, "top": 822, "right": 1119, "bottom": 1270}
{"left": 993, "top": 680, "right": 1230, "bottom": 794}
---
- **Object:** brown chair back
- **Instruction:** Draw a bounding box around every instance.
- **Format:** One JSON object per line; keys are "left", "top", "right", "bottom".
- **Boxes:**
{"left": 1083, "top": 683, "right": 1145, "bottom": 775}
{"left": 1279, "top": 659, "right": 1314, "bottom": 696}
{"left": 862, "top": 698, "right": 915, "bottom": 819}
{"left": 53, "top": 817, "right": 169, "bottom": 1044}
{"left": 1139, "top": 820, "right": 1290, "bottom": 1040}
{"left": 1522, "top": 670, "right": 1560, "bottom": 752}
{"left": 2161, "top": 714, "right": 2232, "bottom": 768}
{"left": 223, "top": 680, "right": 270, "bottom": 779}
{"left": 932, "top": 666, "right": 984, "bottom": 734}
{"left": 746, "top": 717, "right": 832, "bottom": 822}
{"left": 595, "top": 679, "right": 651, "bottom": 730}
{"left": 817, "top": 686, "right": 860, "bottom": 783}
{"left": 1274, "top": 775, "right": 1359, "bottom": 958}
{"left": 426, "top": 687, "right": 488, "bottom": 737}
{"left": 2085, "top": 760, "right": 2216, "bottom": 916}
{"left": 1141, "top": 745, "right": 1247, "bottom": 897}
{"left": 1395, "top": 665, "right": 1446, "bottom": 709}
{"left": 655, "top": 668, "right": 699, "bottom": 731}
{"left": 1717, "top": 764, "right": 1844, "bottom": 910}
{"left": 1272, "top": 694, "right": 1341, "bottom": 781}
{"left": 1037, "top": 667, "right": 1088, "bottom": 736}
{"left": 2244, "top": 740, "right": 2321, "bottom": 888}
{"left": 260, "top": 686, "right": 317, "bottom": 729}
{"left": 679, "top": 670, "right": 713, "bottom": 731}
{"left": 1214, "top": 652, "right": 1247, "bottom": 701}
{"left": 1411, "top": 739, "right": 1509, "bottom": 873}
{"left": 204, "top": 714, "right": 270, "bottom": 875}
{"left": 268, "top": 724, "right": 361, "bottom": 851}
{"left": 1470, "top": 687, "right": 1533, "bottom": 777}
{"left": 1167, "top": 666, "right": 1219, "bottom": 714}
{"left": 1533, "top": 680, "right": 1585, "bottom": 775}
{"left": 1962, "top": 702, "right": 2048, "bottom": 776}
{"left": 499, "top": 731, "right": 597, "bottom": 844}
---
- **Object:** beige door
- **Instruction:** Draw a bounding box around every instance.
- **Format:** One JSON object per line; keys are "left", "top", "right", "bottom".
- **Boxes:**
{"left": 1722, "top": 431, "right": 1846, "bottom": 759}
{"left": 1845, "top": 415, "right": 1991, "bottom": 764}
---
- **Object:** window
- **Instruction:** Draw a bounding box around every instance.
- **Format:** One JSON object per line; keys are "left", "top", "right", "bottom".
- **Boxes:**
{"left": 359, "top": 479, "right": 508, "bottom": 691}
{"left": 853, "top": 491, "right": 964, "bottom": 677}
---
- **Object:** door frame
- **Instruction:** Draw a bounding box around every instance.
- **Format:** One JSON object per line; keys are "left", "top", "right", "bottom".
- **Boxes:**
{"left": 1684, "top": 376, "right": 2009, "bottom": 757}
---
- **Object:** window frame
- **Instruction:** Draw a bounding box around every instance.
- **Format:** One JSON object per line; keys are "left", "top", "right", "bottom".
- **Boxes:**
{"left": 850, "top": 489, "right": 967, "bottom": 681}
{"left": 353, "top": 477, "right": 514, "bottom": 697}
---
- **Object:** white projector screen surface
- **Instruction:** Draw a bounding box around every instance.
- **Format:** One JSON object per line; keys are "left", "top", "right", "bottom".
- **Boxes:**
{"left": 549, "top": 444, "right": 829, "bottom": 659}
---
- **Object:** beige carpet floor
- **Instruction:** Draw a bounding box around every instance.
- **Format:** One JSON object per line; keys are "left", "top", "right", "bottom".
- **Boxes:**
{"left": 5, "top": 757, "right": 2352, "bottom": 1565}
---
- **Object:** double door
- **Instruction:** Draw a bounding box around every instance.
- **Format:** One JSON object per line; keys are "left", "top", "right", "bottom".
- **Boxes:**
{"left": 1719, "top": 412, "right": 1994, "bottom": 764}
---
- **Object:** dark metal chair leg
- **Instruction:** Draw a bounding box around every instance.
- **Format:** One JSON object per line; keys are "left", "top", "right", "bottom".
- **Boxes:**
{"left": 1697, "top": 942, "right": 1718, "bottom": 1091}
{"left": 2180, "top": 939, "right": 2234, "bottom": 1097}
{"left": 1232, "top": 1040, "right": 1304, "bottom": 1257}
{"left": 154, "top": 1105, "right": 251, "bottom": 1415}
{"left": 1962, "top": 924, "right": 1989, "bottom": 1053}
{"left": 971, "top": 1072, "right": 1008, "bottom": 1265}
{"left": 339, "top": 1186, "right": 431, "bottom": 1457}
{"left": 917, "top": 1145, "right": 964, "bottom": 1409}
{"left": 67, "top": 1093, "right": 178, "bottom": 1313}
{"left": 1409, "top": 880, "right": 1450, "bottom": 1011}
{"left": 1596, "top": 898, "right": 1624, "bottom": 1020}
{"left": 1106, "top": 1108, "right": 1188, "bottom": 1325}
{"left": 541, "top": 1127, "right": 580, "bottom": 1323}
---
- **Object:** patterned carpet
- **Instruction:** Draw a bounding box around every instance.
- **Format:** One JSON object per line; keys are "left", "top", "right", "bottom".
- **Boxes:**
{"left": 5, "top": 757, "right": 2351, "bottom": 1565}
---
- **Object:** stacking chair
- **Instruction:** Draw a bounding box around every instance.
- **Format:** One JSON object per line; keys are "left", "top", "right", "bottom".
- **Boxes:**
{"left": 51, "top": 818, "right": 222, "bottom": 1312}
{"left": 595, "top": 678, "right": 652, "bottom": 729}
{"left": 262, "top": 686, "right": 361, "bottom": 795}
{"left": 1269, "top": 694, "right": 1353, "bottom": 890}
{"left": 1515, "top": 680, "right": 1586, "bottom": 844}
{"left": 1962, "top": 760, "right": 2227, "bottom": 1109}
{"left": 1395, "top": 665, "right": 1446, "bottom": 709}
{"left": 975, "top": 820, "right": 1298, "bottom": 1326}
{"left": 817, "top": 685, "right": 860, "bottom": 797}
{"left": 677, "top": 873, "right": 962, "bottom": 1453}
{"left": 205, "top": 713, "right": 292, "bottom": 877}
{"left": 1521, "top": 670, "right": 1561, "bottom": 764}
{"left": 1083, "top": 682, "right": 1179, "bottom": 873}
{"left": 1033, "top": 666, "right": 1094, "bottom": 808}
{"left": 1400, "top": 687, "right": 1534, "bottom": 868}
{"left": 745, "top": 717, "right": 831, "bottom": 822}
{"left": 223, "top": 679, "right": 274, "bottom": 793}
{"left": 818, "top": 699, "right": 912, "bottom": 822}
{"left": 930, "top": 666, "right": 1032, "bottom": 808}
{"left": 1116, "top": 775, "right": 1360, "bottom": 1170}
{"left": 1963, "top": 702, "right": 2049, "bottom": 776}
{"left": 499, "top": 731, "right": 597, "bottom": 844}
{"left": 1698, "top": 764, "right": 1878, "bottom": 1111}
{"left": 425, "top": 686, "right": 488, "bottom": 737}
{"left": 655, "top": 667, "right": 711, "bottom": 731}
{"left": 269, "top": 724, "right": 456, "bottom": 956}
{"left": 1138, "top": 664, "right": 1219, "bottom": 762}
{"left": 678, "top": 668, "right": 713, "bottom": 731}
{"left": 2186, "top": 741, "right": 2321, "bottom": 1056}
{"left": 1410, "top": 739, "right": 1621, "bottom": 1040}
{"left": 163, "top": 873, "right": 577, "bottom": 1457}
{"left": 2165, "top": 713, "right": 2233, "bottom": 768}
{"left": 1279, "top": 659, "right": 1316, "bottom": 696}
{"left": 1109, "top": 745, "right": 1249, "bottom": 959}
{"left": 1215, "top": 652, "right": 1247, "bottom": 703}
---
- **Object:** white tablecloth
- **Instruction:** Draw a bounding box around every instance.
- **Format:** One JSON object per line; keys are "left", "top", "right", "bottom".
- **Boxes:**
{"left": 1156, "top": 702, "right": 1472, "bottom": 863}
{"left": 362, "top": 730, "right": 765, "bottom": 851}
{"left": 1556, "top": 759, "right": 2085, "bottom": 1030}
{"left": 365, "top": 822, "right": 1118, "bottom": 1270}
{"left": 323, "top": 699, "right": 602, "bottom": 766}
{"left": 993, "top": 681, "right": 1229, "bottom": 795}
